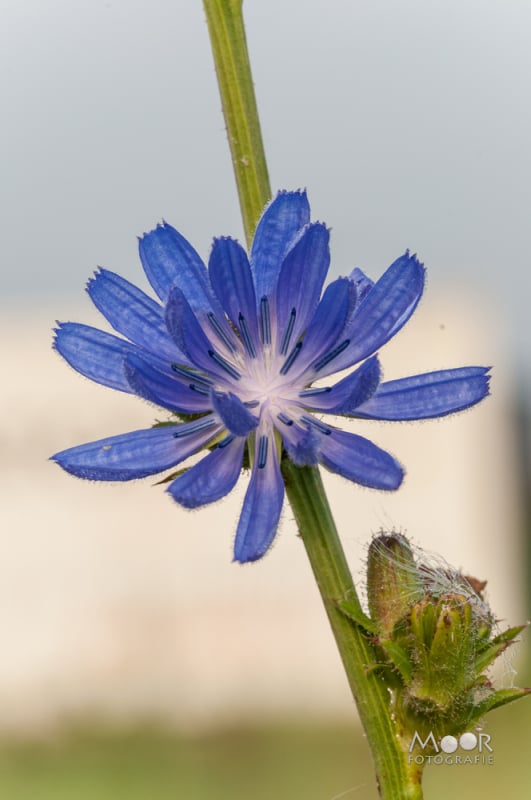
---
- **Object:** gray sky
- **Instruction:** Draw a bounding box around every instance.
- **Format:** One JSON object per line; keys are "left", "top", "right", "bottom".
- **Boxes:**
{"left": 2, "top": 0, "right": 530, "bottom": 383}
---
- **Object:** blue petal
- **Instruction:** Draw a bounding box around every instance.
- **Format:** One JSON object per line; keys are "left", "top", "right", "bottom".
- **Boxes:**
{"left": 348, "top": 267, "right": 374, "bottom": 304}
{"left": 212, "top": 391, "right": 258, "bottom": 436}
{"left": 87, "top": 268, "right": 188, "bottom": 363}
{"left": 275, "top": 223, "right": 331, "bottom": 345}
{"left": 250, "top": 190, "right": 310, "bottom": 302}
{"left": 355, "top": 367, "right": 491, "bottom": 420}
{"left": 234, "top": 434, "right": 284, "bottom": 562}
{"left": 288, "top": 278, "right": 355, "bottom": 377}
{"left": 139, "top": 222, "right": 222, "bottom": 317}
{"left": 54, "top": 322, "right": 137, "bottom": 392}
{"left": 281, "top": 423, "right": 321, "bottom": 466}
{"left": 167, "top": 435, "right": 245, "bottom": 508}
{"left": 165, "top": 287, "right": 236, "bottom": 384}
{"left": 124, "top": 353, "right": 212, "bottom": 414}
{"left": 318, "top": 429, "right": 404, "bottom": 490}
{"left": 302, "top": 356, "right": 381, "bottom": 413}
{"left": 208, "top": 237, "right": 259, "bottom": 350}
{"left": 319, "top": 252, "right": 425, "bottom": 376}
{"left": 51, "top": 419, "right": 221, "bottom": 481}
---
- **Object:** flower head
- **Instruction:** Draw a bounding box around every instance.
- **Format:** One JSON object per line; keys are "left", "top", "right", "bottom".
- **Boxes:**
{"left": 52, "top": 191, "right": 490, "bottom": 562}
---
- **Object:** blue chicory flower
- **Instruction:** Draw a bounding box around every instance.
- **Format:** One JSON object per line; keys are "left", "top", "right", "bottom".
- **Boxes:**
{"left": 52, "top": 190, "right": 490, "bottom": 562}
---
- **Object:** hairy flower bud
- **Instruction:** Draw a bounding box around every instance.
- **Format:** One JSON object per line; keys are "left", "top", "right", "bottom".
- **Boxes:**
{"left": 367, "top": 532, "right": 423, "bottom": 639}
{"left": 352, "top": 533, "right": 530, "bottom": 742}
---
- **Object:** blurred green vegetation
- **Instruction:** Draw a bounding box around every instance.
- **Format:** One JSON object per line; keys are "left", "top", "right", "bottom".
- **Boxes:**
{"left": 0, "top": 692, "right": 529, "bottom": 800}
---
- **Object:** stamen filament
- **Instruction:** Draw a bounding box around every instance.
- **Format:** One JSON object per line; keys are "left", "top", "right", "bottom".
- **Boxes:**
{"left": 218, "top": 434, "right": 235, "bottom": 448}
{"left": 257, "top": 434, "right": 268, "bottom": 468}
{"left": 313, "top": 339, "right": 350, "bottom": 372}
{"left": 277, "top": 412, "right": 293, "bottom": 426}
{"left": 238, "top": 313, "right": 256, "bottom": 358}
{"left": 260, "top": 296, "right": 271, "bottom": 345}
{"left": 280, "top": 341, "right": 303, "bottom": 375}
{"left": 173, "top": 417, "right": 217, "bottom": 438}
{"left": 301, "top": 415, "right": 332, "bottom": 435}
{"left": 207, "top": 312, "right": 236, "bottom": 353}
{"left": 189, "top": 384, "right": 210, "bottom": 396}
{"left": 280, "top": 308, "right": 296, "bottom": 355}
{"left": 299, "top": 386, "right": 332, "bottom": 397}
{"left": 208, "top": 349, "right": 241, "bottom": 380}
{"left": 171, "top": 363, "right": 212, "bottom": 387}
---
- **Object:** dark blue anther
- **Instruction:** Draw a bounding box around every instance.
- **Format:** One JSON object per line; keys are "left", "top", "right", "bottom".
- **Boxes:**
{"left": 277, "top": 412, "right": 293, "bottom": 426}
{"left": 189, "top": 384, "right": 210, "bottom": 396}
{"left": 173, "top": 417, "right": 216, "bottom": 438}
{"left": 218, "top": 434, "right": 235, "bottom": 449}
{"left": 171, "top": 363, "right": 212, "bottom": 387}
{"left": 207, "top": 312, "right": 236, "bottom": 353}
{"left": 301, "top": 415, "right": 332, "bottom": 435}
{"left": 280, "top": 308, "right": 297, "bottom": 355}
{"left": 259, "top": 296, "right": 271, "bottom": 345}
{"left": 257, "top": 435, "right": 269, "bottom": 469}
{"left": 208, "top": 350, "right": 241, "bottom": 380}
{"left": 238, "top": 313, "right": 256, "bottom": 358}
{"left": 280, "top": 341, "right": 303, "bottom": 375}
{"left": 313, "top": 339, "right": 350, "bottom": 372}
{"left": 299, "top": 386, "right": 332, "bottom": 398}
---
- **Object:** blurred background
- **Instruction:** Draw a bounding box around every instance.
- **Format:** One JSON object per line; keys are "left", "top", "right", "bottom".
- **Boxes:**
{"left": 1, "top": 0, "right": 530, "bottom": 797}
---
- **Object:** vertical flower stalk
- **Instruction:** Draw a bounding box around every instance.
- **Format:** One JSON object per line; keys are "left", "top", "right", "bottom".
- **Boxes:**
{"left": 282, "top": 463, "right": 425, "bottom": 798}
{"left": 202, "top": 1, "right": 424, "bottom": 796}
{"left": 203, "top": 0, "right": 271, "bottom": 246}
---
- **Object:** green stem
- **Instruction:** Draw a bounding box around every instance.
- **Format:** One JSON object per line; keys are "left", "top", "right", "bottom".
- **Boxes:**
{"left": 203, "top": 0, "right": 271, "bottom": 246}
{"left": 282, "top": 462, "right": 423, "bottom": 800}
{"left": 203, "top": 2, "right": 423, "bottom": 797}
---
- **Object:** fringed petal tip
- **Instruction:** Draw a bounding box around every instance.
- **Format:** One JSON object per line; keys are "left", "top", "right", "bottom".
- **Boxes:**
{"left": 50, "top": 423, "right": 220, "bottom": 482}
{"left": 266, "top": 188, "right": 308, "bottom": 208}
{"left": 355, "top": 366, "right": 492, "bottom": 421}
{"left": 138, "top": 221, "right": 212, "bottom": 309}
{"left": 52, "top": 321, "right": 136, "bottom": 392}
{"left": 138, "top": 220, "right": 166, "bottom": 240}
{"left": 251, "top": 191, "right": 311, "bottom": 300}
{"left": 401, "top": 248, "right": 424, "bottom": 268}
